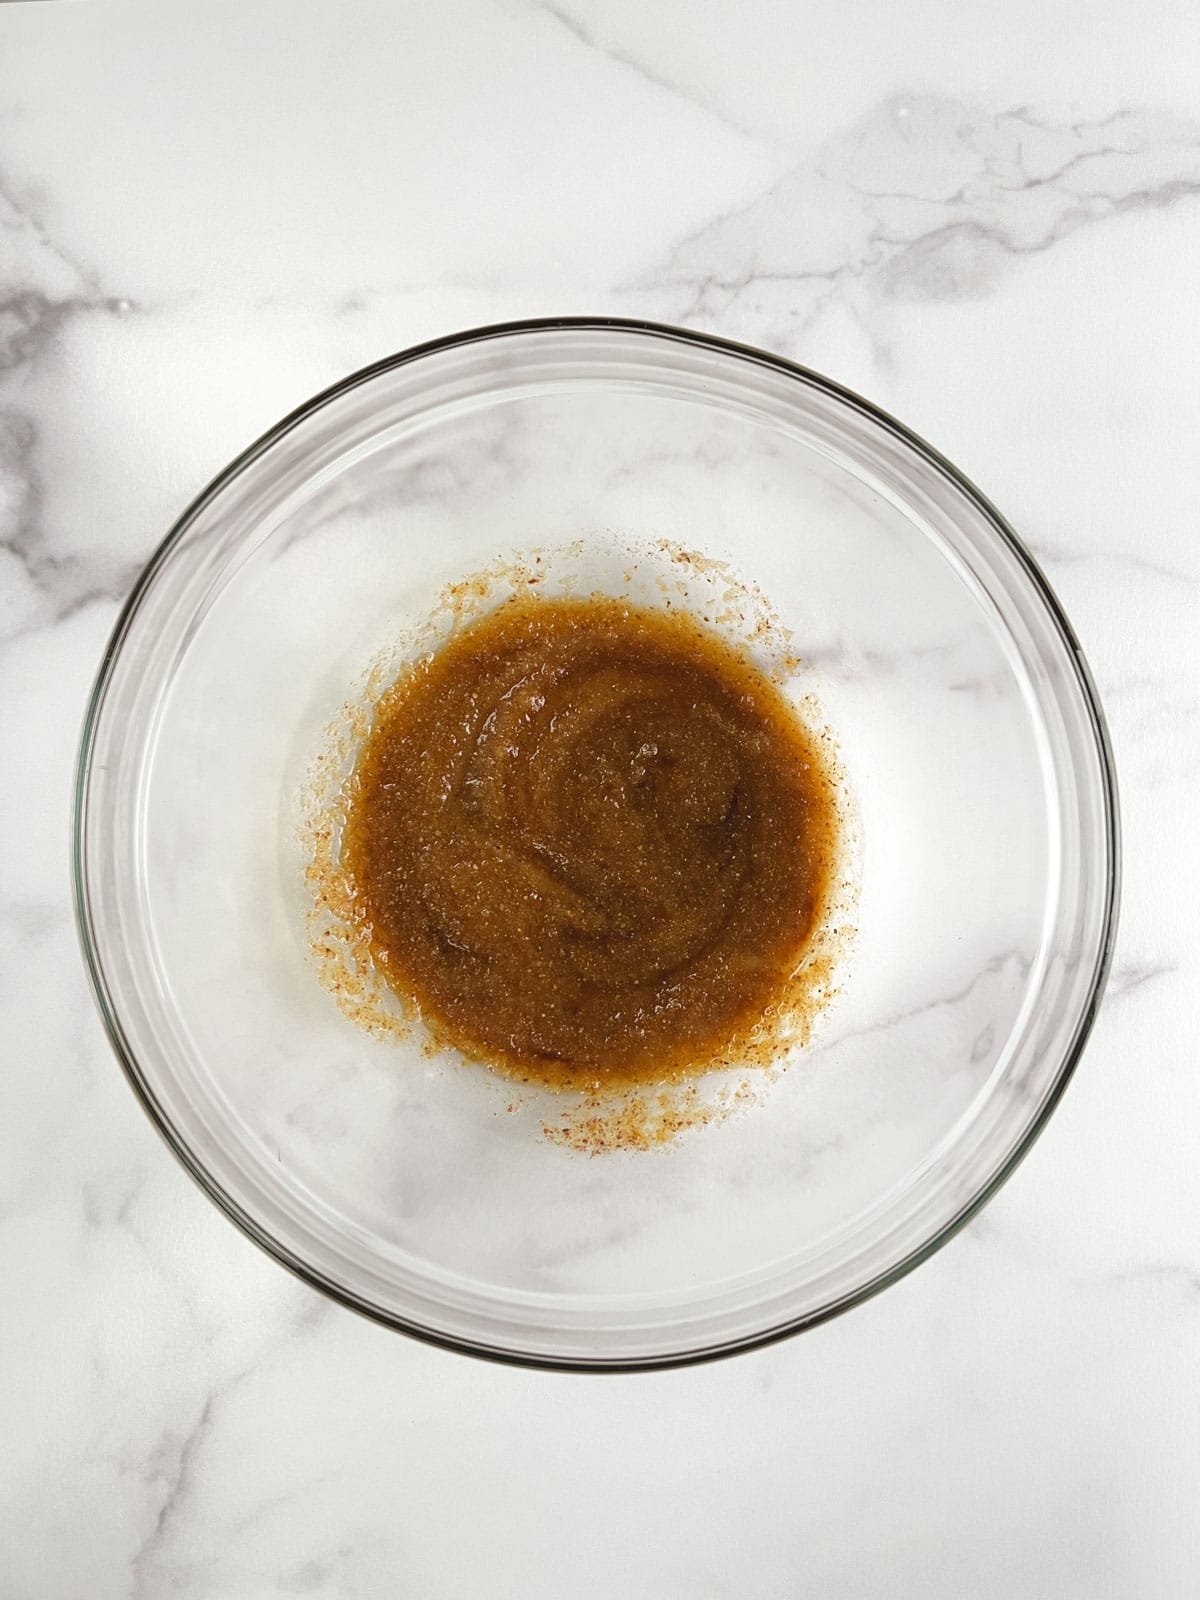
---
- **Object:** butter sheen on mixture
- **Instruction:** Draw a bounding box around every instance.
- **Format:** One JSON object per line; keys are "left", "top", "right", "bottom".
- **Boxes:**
{"left": 343, "top": 596, "right": 839, "bottom": 1086}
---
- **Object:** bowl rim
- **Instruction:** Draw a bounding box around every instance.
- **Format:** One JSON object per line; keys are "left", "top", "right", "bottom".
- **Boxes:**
{"left": 71, "top": 316, "right": 1122, "bottom": 1372}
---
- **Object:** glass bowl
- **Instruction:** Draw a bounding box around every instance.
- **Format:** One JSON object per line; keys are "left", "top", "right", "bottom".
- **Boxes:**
{"left": 73, "top": 319, "right": 1119, "bottom": 1369}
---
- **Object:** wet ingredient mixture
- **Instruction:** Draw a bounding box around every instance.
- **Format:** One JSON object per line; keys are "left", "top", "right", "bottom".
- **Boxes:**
{"left": 342, "top": 595, "right": 840, "bottom": 1087}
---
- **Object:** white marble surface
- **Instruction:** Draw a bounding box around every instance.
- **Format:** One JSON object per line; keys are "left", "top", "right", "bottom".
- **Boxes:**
{"left": 1, "top": 0, "right": 1198, "bottom": 1593}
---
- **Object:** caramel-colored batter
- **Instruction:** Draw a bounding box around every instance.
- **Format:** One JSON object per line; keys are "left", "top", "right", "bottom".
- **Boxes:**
{"left": 342, "top": 596, "right": 839, "bottom": 1087}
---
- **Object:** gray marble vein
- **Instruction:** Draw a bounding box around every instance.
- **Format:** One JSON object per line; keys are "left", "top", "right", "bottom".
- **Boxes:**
{"left": 527, "top": 0, "right": 773, "bottom": 144}
{"left": 624, "top": 97, "right": 1200, "bottom": 348}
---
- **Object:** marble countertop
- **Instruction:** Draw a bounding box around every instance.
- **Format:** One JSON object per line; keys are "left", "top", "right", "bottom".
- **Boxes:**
{"left": 2, "top": 1, "right": 1198, "bottom": 1594}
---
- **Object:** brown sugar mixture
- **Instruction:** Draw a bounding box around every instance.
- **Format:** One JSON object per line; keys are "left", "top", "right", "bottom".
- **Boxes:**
{"left": 341, "top": 595, "right": 841, "bottom": 1089}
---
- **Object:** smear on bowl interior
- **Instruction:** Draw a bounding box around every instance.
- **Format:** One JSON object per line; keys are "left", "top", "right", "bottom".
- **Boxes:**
{"left": 302, "top": 544, "right": 855, "bottom": 1152}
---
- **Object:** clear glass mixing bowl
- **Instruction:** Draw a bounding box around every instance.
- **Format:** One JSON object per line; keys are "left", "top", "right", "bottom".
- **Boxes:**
{"left": 73, "top": 320, "right": 1119, "bottom": 1369}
